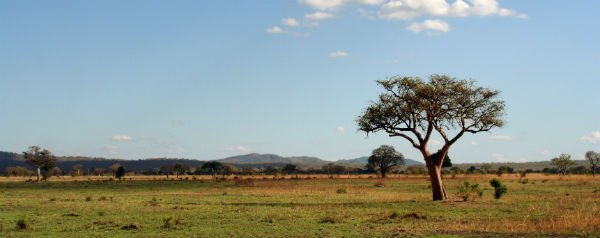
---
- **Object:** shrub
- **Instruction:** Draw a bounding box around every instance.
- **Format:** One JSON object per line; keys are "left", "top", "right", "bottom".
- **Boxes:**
{"left": 456, "top": 181, "right": 483, "bottom": 201}
{"left": 319, "top": 216, "right": 338, "bottom": 224}
{"left": 85, "top": 196, "right": 92, "bottom": 202}
{"left": 121, "top": 222, "right": 141, "bottom": 230}
{"left": 490, "top": 179, "right": 507, "bottom": 199}
{"left": 336, "top": 188, "right": 347, "bottom": 194}
{"left": 98, "top": 196, "right": 107, "bottom": 201}
{"left": 16, "top": 216, "right": 29, "bottom": 230}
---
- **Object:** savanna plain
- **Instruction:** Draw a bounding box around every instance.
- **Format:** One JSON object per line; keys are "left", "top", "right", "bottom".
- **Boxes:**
{"left": 1, "top": 174, "right": 599, "bottom": 238}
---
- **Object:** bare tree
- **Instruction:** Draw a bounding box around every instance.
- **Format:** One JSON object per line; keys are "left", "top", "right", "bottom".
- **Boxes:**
{"left": 357, "top": 75, "right": 505, "bottom": 200}
{"left": 367, "top": 145, "right": 404, "bottom": 178}
{"left": 72, "top": 164, "right": 83, "bottom": 176}
{"left": 585, "top": 151, "right": 599, "bottom": 177}
{"left": 551, "top": 154, "right": 575, "bottom": 176}
{"left": 23, "top": 146, "right": 57, "bottom": 182}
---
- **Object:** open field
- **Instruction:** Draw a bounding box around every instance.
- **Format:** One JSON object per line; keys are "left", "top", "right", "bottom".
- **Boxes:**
{"left": 1, "top": 174, "right": 599, "bottom": 237}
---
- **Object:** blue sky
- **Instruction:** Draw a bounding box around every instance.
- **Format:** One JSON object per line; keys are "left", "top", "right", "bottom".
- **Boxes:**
{"left": 1, "top": 0, "right": 599, "bottom": 162}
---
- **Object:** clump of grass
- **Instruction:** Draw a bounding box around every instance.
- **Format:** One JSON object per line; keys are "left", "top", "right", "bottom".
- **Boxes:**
{"left": 162, "top": 216, "right": 176, "bottom": 229}
{"left": 85, "top": 196, "right": 92, "bottom": 202}
{"left": 490, "top": 179, "right": 507, "bottom": 199}
{"left": 121, "top": 222, "right": 141, "bottom": 230}
{"left": 98, "top": 211, "right": 106, "bottom": 216}
{"left": 16, "top": 216, "right": 30, "bottom": 230}
{"left": 457, "top": 181, "right": 483, "bottom": 202}
{"left": 64, "top": 212, "right": 81, "bottom": 217}
{"left": 98, "top": 196, "right": 107, "bottom": 201}
{"left": 319, "top": 216, "right": 339, "bottom": 224}
{"left": 235, "top": 178, "right": 254, "bottom": 186}
{"left": 48, "top": 197, "right": 56, "bottom": 202}
{"left": 374, "top": 182, "right": 385, "bottom": 188}
{"left": 520, "top": 179, "right": 529, "bottom": 184}
{"left": 401, "top": 212, "right": 427, "bottom": 220}
{"left": 336, "top": 188, "right": 347, "bottom": 194}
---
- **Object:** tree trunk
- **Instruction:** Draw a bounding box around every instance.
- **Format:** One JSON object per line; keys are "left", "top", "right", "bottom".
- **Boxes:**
{"left": 425, "top": 157, "right": 448, "bottom": 201}
{"left": 36, "top": 167, "right": 41, "bottom": 182}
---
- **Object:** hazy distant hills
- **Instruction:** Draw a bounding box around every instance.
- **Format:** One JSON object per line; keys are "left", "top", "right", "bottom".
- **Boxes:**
{"left": 335, "top": 156, "right": 423, "bottom": 167}
{"left": 1, "top": 150, "right": 588, "bottom": 173}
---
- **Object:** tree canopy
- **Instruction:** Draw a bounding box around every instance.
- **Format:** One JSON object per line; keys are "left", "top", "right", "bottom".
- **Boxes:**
{"left": 367, "top": 145, "right": 404, "bottom": 178}
{"left": 357, "top": 75, "right": 505, "bottom": 200}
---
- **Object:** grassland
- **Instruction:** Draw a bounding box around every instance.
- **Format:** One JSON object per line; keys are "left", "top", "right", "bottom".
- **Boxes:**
{"left": 0, "top": 174, "right": 599, "bottom": 237}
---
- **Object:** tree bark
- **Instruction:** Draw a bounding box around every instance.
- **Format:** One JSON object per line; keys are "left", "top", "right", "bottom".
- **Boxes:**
{"left": 36, "top": 167, "right": 41, "bottom": 182}
{"left": 424, "top": 152, "right": 448, "bottom": 201}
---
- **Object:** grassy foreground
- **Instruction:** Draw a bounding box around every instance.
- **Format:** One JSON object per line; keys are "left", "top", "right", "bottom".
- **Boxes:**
{"left": 0, "top": 174, "right": 599, "bottom": 237}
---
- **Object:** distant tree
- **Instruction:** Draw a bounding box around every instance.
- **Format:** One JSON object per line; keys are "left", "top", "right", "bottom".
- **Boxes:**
{"left": 262, "top": 166, "right": 279, "bottom": 175}
{"left": 23, "top": 146, "right": 57, "bottom": 182}
{"left": 160, "top": 164, "right": 175, "bottom": 178}
{"left": 222, "top": 164, "right": 238, "bottom": 176}
{"left": 94, "top": 167, "right": 106, "bottom": 177}
{"left": 551, "top": 154, "right": 575, "bottom": 176}
{"left": 49, "top": 167, "right": 62, "bottom": 177}
{"left": 173, "top": 163, "right": 190, "bottom": 178}
{"left": 282, "top": 164, "right": 297, "bottom": 175}
{"left": 72, "top": 164, "right": 83, "bottom": 176}
{"left": 569, "top": 166, "right": 588, "bottom": 175}
{"left": 450, "top": 167, "right": 463, "bottom": 175}
{"left": 406, "top": 165, "right": 427, "bottom": 175}
{"left": 467, "top": 166, "right": 477, "bottom": 174}
{"left": 201, "top": 161, "right": 224, "bottom": 176}
{"left": 367, "top": 145, "right": 404, "bottom": 178}
{"left": 357, "top": 75, "right": 505, "bottom": 200}
{"left": 4, "top": 166, "right": 31, "bottom": 177}
{"left": 496, "top": 166, "right": 513, "bottom": 177}
{"left": 480, "top": 164, "right": 491, "bottom": 174}
{"left": 115, "top": 166, "right": 125, "bottom": 179}
{"left": 585, "top": 151, "right": 600, "bottom": 177}
{"left": 240, "top": 167, "right": 257, "bottom": 176}
{"left": 490, "top": 179, "right": 507, "bottom": 199}
{"left": 109, "top": 164, "right": 121, "bottom": 177}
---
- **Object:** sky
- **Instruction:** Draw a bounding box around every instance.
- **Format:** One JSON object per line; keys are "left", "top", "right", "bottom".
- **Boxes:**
{"left": 1, "top": 0, "right": 599, "bottom": 163}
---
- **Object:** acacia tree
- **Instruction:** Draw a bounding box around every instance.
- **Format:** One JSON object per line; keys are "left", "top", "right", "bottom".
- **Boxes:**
{"left": 585, "top": 151, "right": 600, "bottom": 177}
{"left": 357, "top": 75, "right": 505, "bottom": 200}
{"left": 23, "top": 146, "right": 57, "bottom": 182}
{"left": 551, "top": 154, "right": 575, "bottom": 176}
{"left": 368, "top": 145, "right": 404, "bottom": 178}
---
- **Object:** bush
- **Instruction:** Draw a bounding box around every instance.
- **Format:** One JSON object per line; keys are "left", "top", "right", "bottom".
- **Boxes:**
{"left": 16, "top": 216, "right": 29, "bottom": 230}
{"left": 336, "top": 188, "right": 347, "bottom": 194}
{"left": 490, "top": 179, "right": 507, "bottom": 199}
{"left": 85, "top": 196, "right": 92, "bottom": 202}
{"left": 456, "top": 181, "right": 483, "bottom": 201}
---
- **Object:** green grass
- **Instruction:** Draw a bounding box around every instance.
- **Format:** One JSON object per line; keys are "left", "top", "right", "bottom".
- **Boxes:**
{"left": 0, "top": 175, "right": 598, "bottom": 237}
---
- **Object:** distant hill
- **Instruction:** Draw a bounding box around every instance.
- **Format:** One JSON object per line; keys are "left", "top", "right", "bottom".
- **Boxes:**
{"left": 454, "top": 160, "right": 589, "bottom": 171}
{"left": 217, "top": 153, "right": 327, "bottom": 168}
{"left": 336, "top": 156, "right": 423, "bottom": 167}
{"left": 2, "top": 150, "right": 581, "bottom": 173}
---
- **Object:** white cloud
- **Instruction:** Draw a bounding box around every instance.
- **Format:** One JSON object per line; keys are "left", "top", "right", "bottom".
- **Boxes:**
{"left": 304, "top": 11, "right": 335, "bottom": 21}
{"left": 329, "top": 51, "right": 348, "bottom": 58}
{"left": 300, "top": 0, "right": 384, "bottom": 10}
{"left": 540, "top": 148, "right": 550, "bottom": 155}
{"left": 581, "top": 131, "right": 600, "bottom": 144}
{"left": 223, "top": 145, "right": 249, "bottom": 153}
{"left": 336, "top": 126, "right": 346, "bottom": 133}
{"left": 300, "top": 0, "right": 346, "bottom": 10}
{"left": 406, "top": 19, "right": 450, "bottom": 33}
{"left": 379, "top": 0, "right": 527, "bottom": 20}
{"left": 470, "top": 141, "right": 478, "bottom": 146}
{"left": 282, "top": 18, "right": 300, "bottom": 27}
{"left": 490, "top": 135, "right": 512, "bottom": 141}
{"left": 266, "top": 26, "right": 283, "bottom": 33}
{"left": 111, "top": 135, "right": 132, "bottom": 142}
